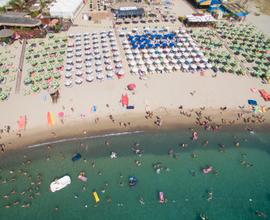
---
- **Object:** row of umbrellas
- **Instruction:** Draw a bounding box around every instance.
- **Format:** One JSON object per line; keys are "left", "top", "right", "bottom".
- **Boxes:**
{"left": 64, "top": 31, "right": 124, "bottom": 87}
{"left": 120, "top": 28, "right": 211, "bottom": 76}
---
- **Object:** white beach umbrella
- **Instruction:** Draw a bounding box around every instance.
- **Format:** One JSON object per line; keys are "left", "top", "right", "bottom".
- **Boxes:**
{"left": 125, "top": 49, "right": 132, "bottom": 55}
{"left": 170, "top": 59, "right": 177, "bottom": 64}
{"left": 144, "top": 54, "right": 150, "bottom": 59}
{"left": 113, "top": 51, "right": 120, "bottom": 57}
{"left": 194, "top": 57, "right": 201, "bottom": 63}
{"left": 67, "top": 48, "right": 73, "bottom": 53}
{"left": 65, "top": 72, "right": 72, "bottom": 78}
{"left": 76, "top": 64, "right": 82, "bottom": 69}
{"left": 76, "top": 58, "right": 83, "bottom": 63}
{"left": 159, "top": 53, "right": 166, "bottom": 59}
{"left": 148, "top": 65, "right": 155, "bottom": 71}
{"left": 104, "top": 53, "right": 110, "bottom": 58}
{"left": 132, "top": 48, "right": 140, "bottom": 54}
{"left": 165, "top": 65, "right": 173, "bottom": 71}
{"left": 178, "top": 58, "right": 185, "bottom": 63}
{"left": 116, "top": 63, "right": 123, "bottom": 69}
{"left": 145, "top": 59, "right": 153, "bottom": 65}
{"left": 64, "top": 79, "right": 72, "bottom": 87}
{"left": 174, "top": 65, "right": 181, "bottom": 70}
{"left": 75, "top": 52, "right": 82, "bottom": 57}
{"left": 167, "top": 53, "right": 174, "bottom": 59}
{"left": 85, "top": 56, "right": 93, "bottom": 61}
{"left": 104, "top": 59, "right": 111, "bottom": 64}
{"left": 96, "top": 66, "right": 103, "bottom": 72}
{"left": 131, "top": 67, "right": 139, "bottom": 73}
{"left": 107, "top": 70, "right": 114, "bottom": 78}
{"left": 199, "top": 63, "right": 206, "bottom": 69}
{"left": 137, "top": 59, "right": 144, "bottom": 65}
{"left": 162, "top": 59, "right": 169, "bottom": 64}
{"left": 67, "top": 53, "right": 73, "bottom": 59}
{"left": 85, "top": 62, "right": 92, "bottom": 68}
{"left": 140, "top": 66, "right": 147, "bottom": 72}
{"left": 129, "top": 60, "right": 136, "bottom": 66}
{"left": 114, "top": 57, "right": 121, "bottom": 63}
{"left": 141, "top": 49, "right": 148, "bottom": 54}
{"left": 97, "top": 73, "right": 105, "bottom": 80}
{"left": 152, "top": 53, "right": 158, "bottom": 59}
{"left": 183, "top": 52, "right": 189, "bottom": 57}
{"left": 66, "top": 59, "right": 73, "bottom": 64}
{"left": 182, "top": 64, "right": 189, "bottom": 70}
{"left": 86, "top": 75, "right": 94, "bottom": 82}
{"left": 191, "top": 64, "right": 197, "bottom": 70}
{"left": 206, "top": 63, "right": 212, "bottom": 68}
{"left": 106, "top": 65, "right": 113, "bottom": 70}
{"left": 127, "top": 55, "right": 134, "bottom": 60}
{"left": 180, "top": 47, "right": 186, "bottom": 52}
{"left": 187, "top": 58, "right": 193, "bottom": 63}
{"left": 75, "top": 77, "right": 83, "bottom": 84}
{"left": 95, "top": 60, "right": 102, "bottom": 66}
{"left": 154, "top": 59, "right": 161, "bottom": 64}
{"left": 76, "top": 71, "right": 83, "bottom": 76}
{"left": 85, "top": 50, "right": 92, "bottom": 55}
{"left": 86, "top": 68, "right": 93, "bottom": 74}
{"left": 157, "top": 65, "right": 164, "bottom": 71}
{"left": 202, "top": 57, "right": 208, "bottom": 63}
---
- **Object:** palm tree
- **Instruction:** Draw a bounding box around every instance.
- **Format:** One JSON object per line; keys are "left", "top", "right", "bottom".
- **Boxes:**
{"left": 9, "top": 0, "right": 26, "bottom": 11}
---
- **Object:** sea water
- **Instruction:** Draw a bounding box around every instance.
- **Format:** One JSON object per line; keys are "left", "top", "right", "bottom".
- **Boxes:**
{"left": 0, "top": 129, "right": 270, "bottom": 220}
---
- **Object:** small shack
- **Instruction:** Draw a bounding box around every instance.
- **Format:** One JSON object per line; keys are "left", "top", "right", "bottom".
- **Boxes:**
{"left": 113, "top": 7, "right": 145, "bottom": 18}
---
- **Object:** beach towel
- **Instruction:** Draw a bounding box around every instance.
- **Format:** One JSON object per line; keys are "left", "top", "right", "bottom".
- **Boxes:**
{"left": 121, "top": 94, "right": 129, "bottom": 107}
{"left": 92, "top": 105, "right": 97, "bottom": 112}
{"left": 47, "top": 112, "right": 55, "bottom": 126}
{"left": 18, "top": 115, "right": 27, "bottom": 130}
{"left": 259, "top": 89, "right": 270, "bottom": 101}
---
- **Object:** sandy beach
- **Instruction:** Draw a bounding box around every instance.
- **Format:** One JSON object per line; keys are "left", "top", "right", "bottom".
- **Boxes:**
{"left": 1, "top": 70, "right": 270, "bottom": 150}
{"left": 1, "top": 0, "right": 270, "bottom": 152}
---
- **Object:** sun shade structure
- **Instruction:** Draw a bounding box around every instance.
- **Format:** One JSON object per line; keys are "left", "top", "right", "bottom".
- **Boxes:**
{"left": 49, "top": 0, "right": 84, "bottom": 19}
{"left": 0, "top": 15, "right": 41, "bottom": 27}
{"left": 113, "top": 7, "right": 145, "bottom": 18}
{"left": 0, "top": 29, "right": 14, "bottom": 38}
{"left": 221, "top": 3, "right": 248, "bottom": 17}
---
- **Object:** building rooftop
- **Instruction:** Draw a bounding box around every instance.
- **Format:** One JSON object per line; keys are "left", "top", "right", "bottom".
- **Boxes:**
{"left": 0, "top": 15, "right": 41, "bottom": 27}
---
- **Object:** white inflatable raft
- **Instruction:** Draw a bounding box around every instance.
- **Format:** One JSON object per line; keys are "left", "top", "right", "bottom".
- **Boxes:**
{"left": 50, "top": 175, "right": 71, "bottom": 192}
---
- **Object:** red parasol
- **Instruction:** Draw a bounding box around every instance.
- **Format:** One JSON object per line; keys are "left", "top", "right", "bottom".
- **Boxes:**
{"left": 127, "top": 83, "right": 136, "bottom": 91}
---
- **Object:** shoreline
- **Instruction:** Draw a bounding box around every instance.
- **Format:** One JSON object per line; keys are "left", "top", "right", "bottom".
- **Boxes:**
{"left": 1, "top": 107, "right": 270, "bottom": 151}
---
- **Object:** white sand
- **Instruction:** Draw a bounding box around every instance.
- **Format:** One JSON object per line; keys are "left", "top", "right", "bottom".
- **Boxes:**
{"left": 1, "top": 0, "right": 270, "bottom": 149}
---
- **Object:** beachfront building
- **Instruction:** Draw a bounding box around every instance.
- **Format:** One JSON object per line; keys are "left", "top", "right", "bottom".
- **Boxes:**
{"left": 0, "top": 12, "right": 41, "bottom": 28}
{"left": 112, "top": 6, "right": 145, "bottom": 18}
{"left": 49, "top": 0, "right": 84, "bottom": 20}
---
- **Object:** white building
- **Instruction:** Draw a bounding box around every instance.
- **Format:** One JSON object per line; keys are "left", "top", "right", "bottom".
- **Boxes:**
{"left": 49, "top": 0, "right": 84, "bottom": 20}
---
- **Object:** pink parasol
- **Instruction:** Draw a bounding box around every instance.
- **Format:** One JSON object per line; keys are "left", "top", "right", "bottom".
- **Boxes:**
{"left": 127, "top": 83, "right": 136, "bottom": 91}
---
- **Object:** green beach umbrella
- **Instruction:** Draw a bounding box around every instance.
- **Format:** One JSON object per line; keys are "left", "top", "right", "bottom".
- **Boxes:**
{"left": 31, "top": 84, "right": 40, "bottom": 92}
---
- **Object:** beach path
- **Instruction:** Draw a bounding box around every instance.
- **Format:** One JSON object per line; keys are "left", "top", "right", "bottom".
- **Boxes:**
{"left": 15, "top": 39, "right": 26, "bottom": 94}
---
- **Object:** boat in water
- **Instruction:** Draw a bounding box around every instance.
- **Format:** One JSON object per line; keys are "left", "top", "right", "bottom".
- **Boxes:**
{"left": 159, "top": 192, "right": 165, "bottom": 203}
{"left": 50, "top": 175, "right": 71, "bottom": 192}
{"left": 128, "top": 176, "right": 137, "bottom": 187}
{"left": 78, "top": 171, "right": 87, "bottom": 182}
{"left": 72, "top": 153, "right": 81, "bottom": 162}
{"left": 92, "top": 191, "right": 100, "bottom": 203}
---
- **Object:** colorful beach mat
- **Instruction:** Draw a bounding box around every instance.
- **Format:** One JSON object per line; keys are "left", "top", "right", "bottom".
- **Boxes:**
{"left": 18, "top": 115, "right": 27, "bottom": 130}
{"left": 47, "top": 112, "right": 55, "bottom": 126}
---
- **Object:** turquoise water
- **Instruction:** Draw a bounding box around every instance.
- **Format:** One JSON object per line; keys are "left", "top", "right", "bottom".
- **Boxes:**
{"left": 0, "top": 129, "right": 270, "bottom": 220}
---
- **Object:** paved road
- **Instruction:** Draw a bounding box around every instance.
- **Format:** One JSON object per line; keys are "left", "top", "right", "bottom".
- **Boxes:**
{"left": 15, "top": 39, "right": 26, "bottom": 94}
